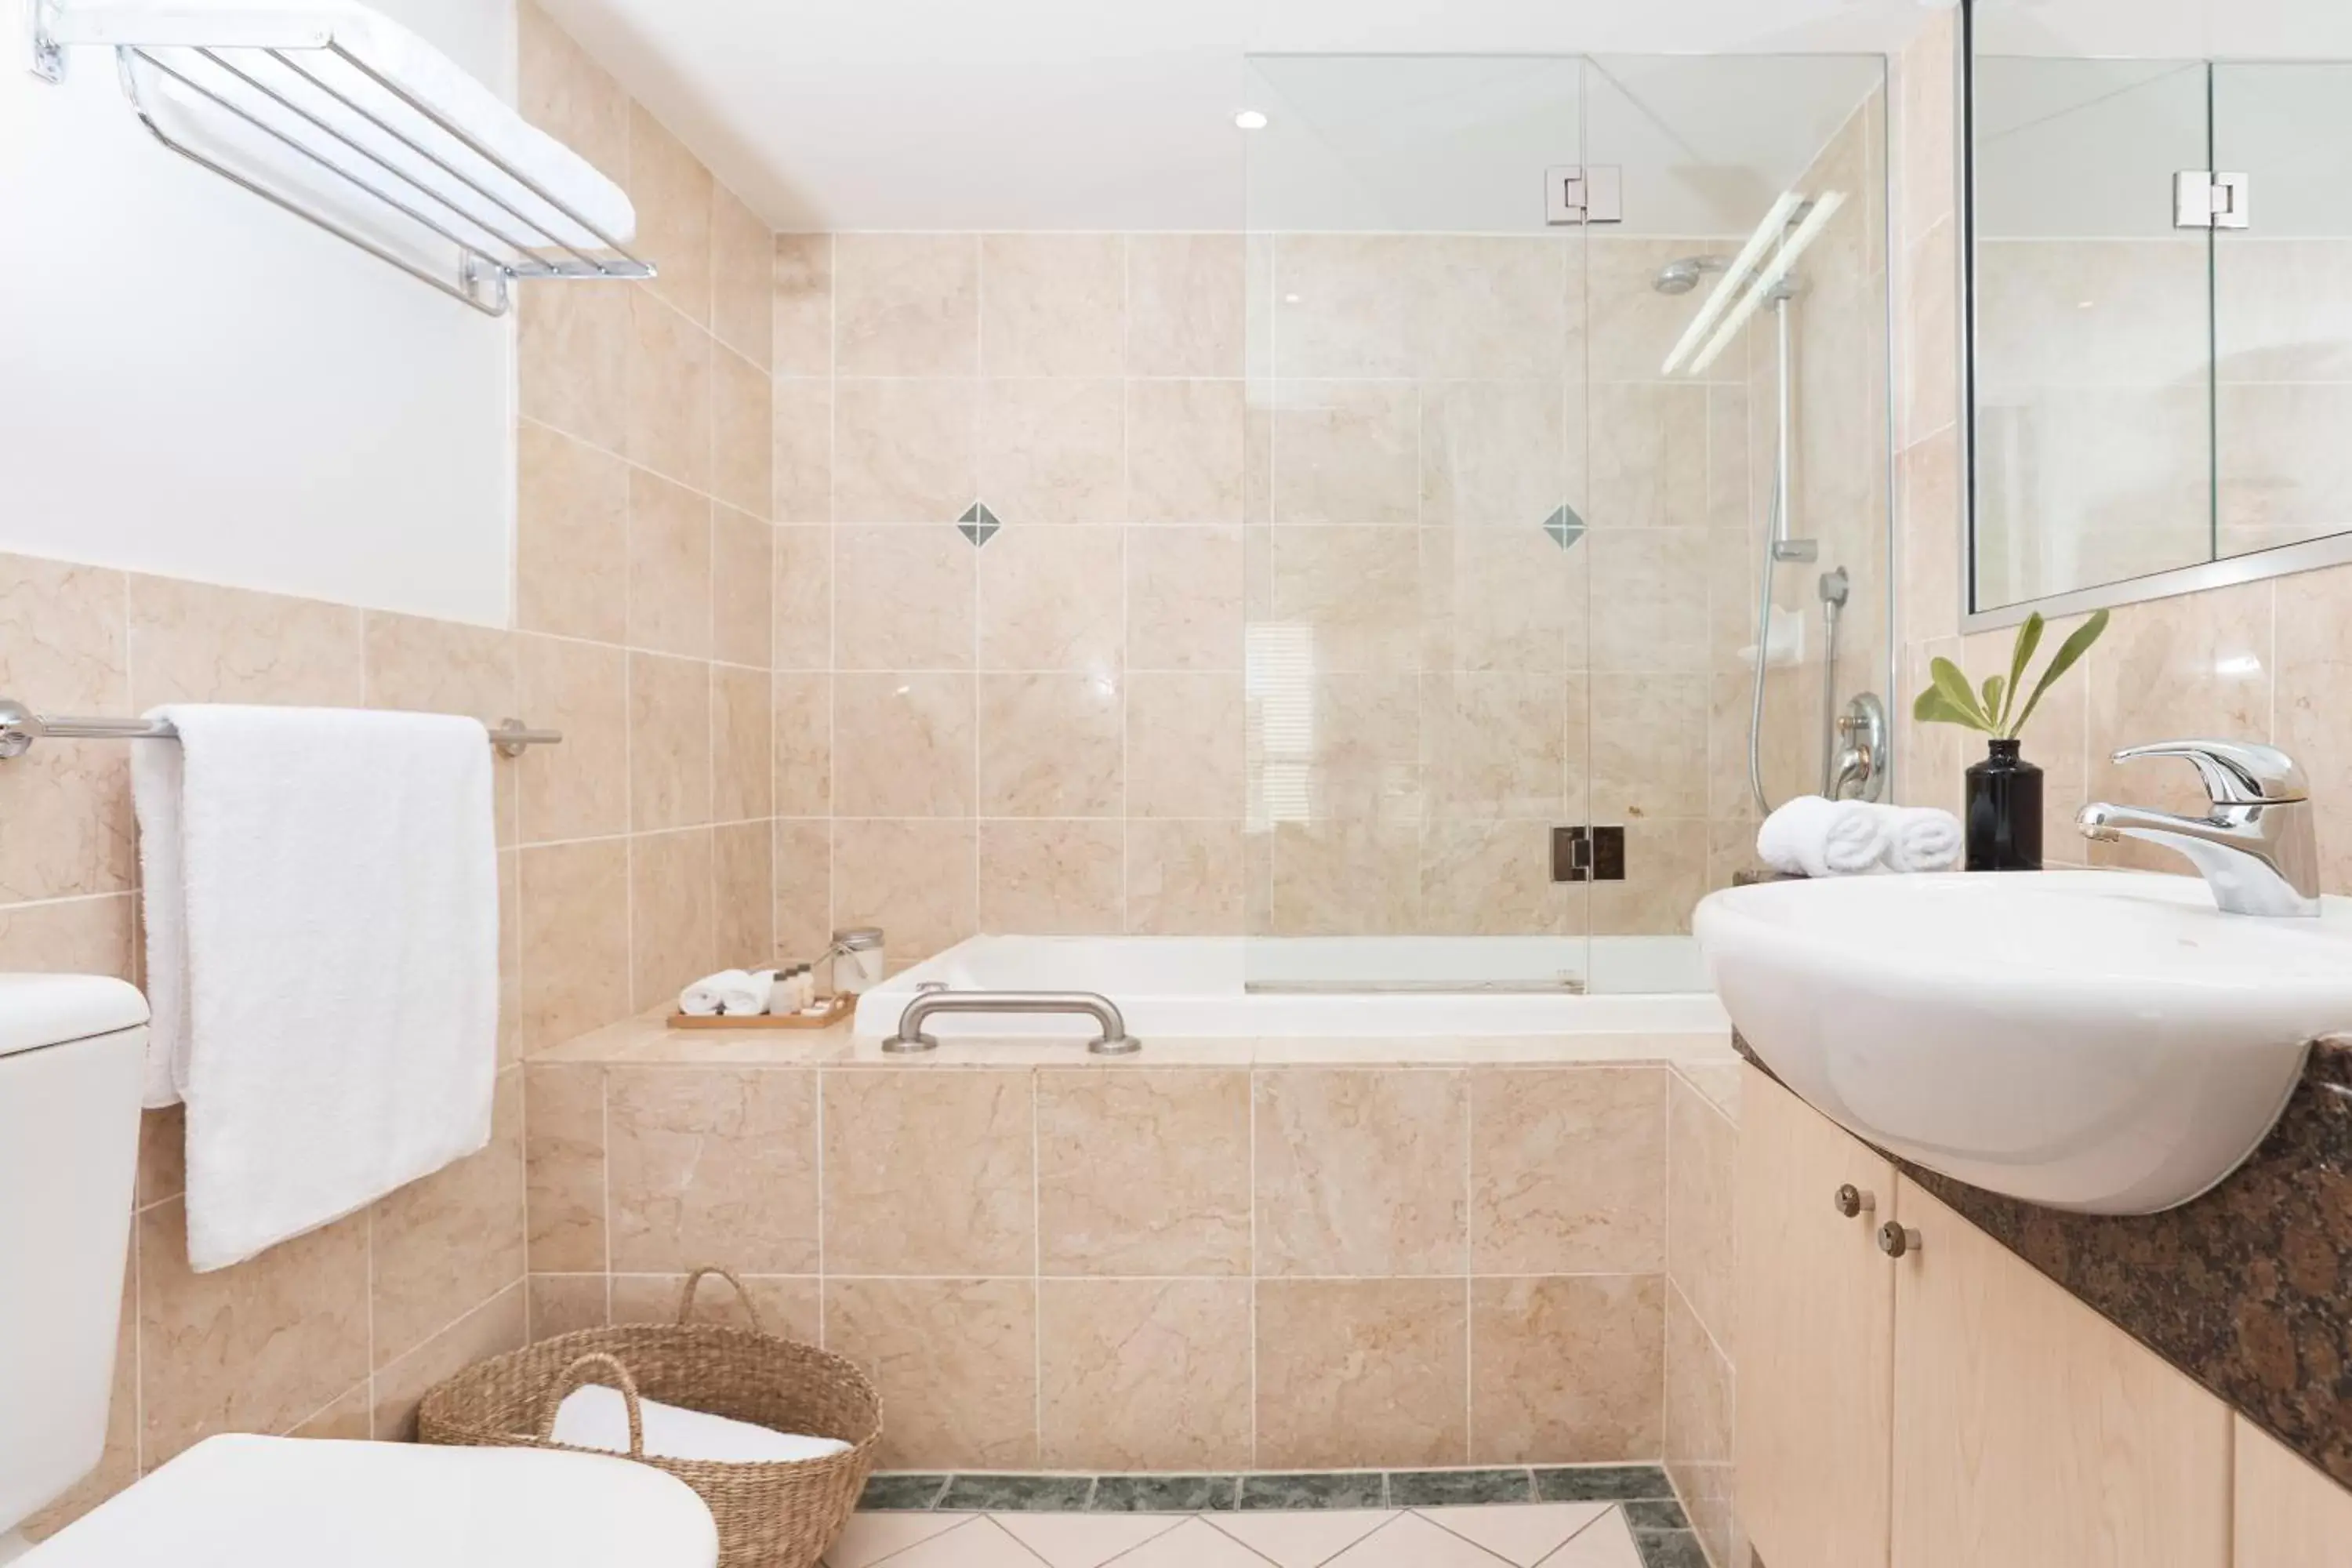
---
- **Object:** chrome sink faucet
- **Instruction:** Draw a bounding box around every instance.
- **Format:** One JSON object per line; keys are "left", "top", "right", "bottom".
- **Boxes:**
{"left": 2076, "top": 739, "right": 2321, "bottom": 917}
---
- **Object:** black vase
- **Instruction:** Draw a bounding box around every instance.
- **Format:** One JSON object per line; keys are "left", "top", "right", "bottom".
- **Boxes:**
{"left": 1965, "top": 738, "right": 2043, "bottom": 872}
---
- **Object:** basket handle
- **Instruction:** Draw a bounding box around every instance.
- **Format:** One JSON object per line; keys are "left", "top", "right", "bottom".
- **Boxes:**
{"left": 676, "top": 1265, "right": 766, "bottom": 1334}
{"left": 538, "top": 1352, "right": 646, "bottom": 1459}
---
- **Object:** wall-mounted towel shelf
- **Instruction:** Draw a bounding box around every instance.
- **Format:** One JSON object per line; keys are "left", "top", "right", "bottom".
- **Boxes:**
{"left": 0, "top": 701, "right": 561, "bottom": 760}
{"left": 29, "top": 1, "right": 655, "bottom": 315}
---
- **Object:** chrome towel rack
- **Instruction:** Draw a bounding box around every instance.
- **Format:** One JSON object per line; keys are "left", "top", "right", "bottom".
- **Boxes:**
{"left": 0, "top": 700, "right": 561, "bottom": 760}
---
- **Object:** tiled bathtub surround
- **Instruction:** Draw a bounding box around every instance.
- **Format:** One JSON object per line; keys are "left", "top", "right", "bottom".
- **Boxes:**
{"left": 523, "top": 1023, "right": 1742, "bottom": 1482}
{"left": 7, "top": 2, "right": 783, "bottom": 1537}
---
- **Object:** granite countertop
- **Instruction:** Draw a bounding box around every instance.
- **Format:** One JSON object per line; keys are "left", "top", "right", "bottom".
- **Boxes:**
{"left": 1738, "top": 1033, "right": 2352, "bottom": 1489}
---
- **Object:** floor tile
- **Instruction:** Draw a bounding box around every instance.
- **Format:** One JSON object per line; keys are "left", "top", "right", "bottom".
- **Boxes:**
{"left": 994, "top": 1512, "right": 1185, "bottom": 1568}
{"left": 1116, "top": 1516, "right": 1292, "bottom": 1567}
{"left": 825, "top": 1512, "right": 977, "bottom": 1568}
{"left": 1418, "top": 1503, "right": 1611, "bottom": 1566}
{"left": 1091, "top": 1475, "right": 1241, "bottom": 1512}
{"left": 848, "top": 1517, "right": 1040, "bottom": 1568}
{"left": 1621, "top": 1499, "right": 1689, "bottom": 1531}
{"left": 1326, "top": 1512, "right": 1525, "bottom": 1566}
{"left": 1237, "top": 1472, "right": 1388, "bottom": 1510}
{"left": 1543, "top": 1509, "right": 1643, "bottom": 1567}
{"left": 942, "top": 1475, "right": 1098, "bottom": 1512}
{"left": 1632, "top": 1529, "right": 1709, "bottom": 1568}
{"left": 1531, "top": 1467, "right": 1674, "bottom": 1503}
{"left": 1388, "top": 1469, "right": 1534, "bottom": 1507}
{"left": 1207, "top": 1508, "right": 1398, "bottom": 1568}
{"left": 860, "top": 1473, "right": 954, "bottom": 1511}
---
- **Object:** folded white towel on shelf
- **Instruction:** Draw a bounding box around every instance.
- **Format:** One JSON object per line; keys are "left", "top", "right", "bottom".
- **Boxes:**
{"left": 551, "top": 1384, "right": 851, "bottom": 1465}
{"left": 132, "top": 705, "right": 499, "bottom": 1274}
{"left": 1883, "top": 806, "right": 1965, "bottom": 873}
{"left": 1756, "top": 795, "right": 1895, "bottom": 878}
{"left": 679, "top": 969, "right": 767, "bottom": 1017}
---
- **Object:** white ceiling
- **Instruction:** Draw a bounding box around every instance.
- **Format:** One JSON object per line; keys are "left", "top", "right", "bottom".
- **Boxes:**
{"left": 535, "top": 0, "right": 1947, "bottom": 232}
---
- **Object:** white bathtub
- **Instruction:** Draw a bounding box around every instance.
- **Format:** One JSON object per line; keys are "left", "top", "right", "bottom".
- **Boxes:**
{"left": 853, "top": 935, "right": 1731, "bottom": 1044}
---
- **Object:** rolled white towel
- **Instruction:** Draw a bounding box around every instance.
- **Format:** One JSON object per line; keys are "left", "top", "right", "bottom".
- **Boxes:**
{"left": 1756, "top": 795, "right": 1893, "bottom": 878}
{"left": 1883, "top": 806, "right": 1964, "bottom": 873}
{"left": 680, "top": 969, "right": 767, "bottom": 1017}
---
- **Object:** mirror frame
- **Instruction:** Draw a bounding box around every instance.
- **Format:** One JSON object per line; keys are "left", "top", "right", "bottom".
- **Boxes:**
{"left": 1955, "top": 0, "right": 2352, "bottom": 632}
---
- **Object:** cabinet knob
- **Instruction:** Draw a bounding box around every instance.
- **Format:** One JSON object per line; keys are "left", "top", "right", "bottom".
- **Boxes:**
{"left": 1878, "top": 1221, "right": 1923, "bottom": 1258}
{"left": 1833, "top": 1183, "right": 1876, "bottom": 1219}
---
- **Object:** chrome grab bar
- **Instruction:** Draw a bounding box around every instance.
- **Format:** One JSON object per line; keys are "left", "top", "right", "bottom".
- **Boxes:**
{"left": 881, "top": 990, "right": 1142, "bottom": 1056}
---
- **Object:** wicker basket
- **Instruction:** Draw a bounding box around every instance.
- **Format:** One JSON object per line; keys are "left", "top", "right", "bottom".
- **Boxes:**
{"left": 417, "top": 1268, "right": 881, "bottom": 1568}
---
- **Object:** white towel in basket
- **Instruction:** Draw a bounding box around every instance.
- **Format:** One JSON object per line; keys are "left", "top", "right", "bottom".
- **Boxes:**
{"left": 551, "top": 1384, "right": 851, "bottom": 1465}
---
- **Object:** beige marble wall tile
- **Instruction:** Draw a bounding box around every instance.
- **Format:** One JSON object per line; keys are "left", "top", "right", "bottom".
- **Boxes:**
{"left": 711, "top": 187, "right": 774, "bottom": 368}
{"left": 772, "top": 672, "right": 831, "bottom": 817}
{"left": 1255, "top": 1279, "right": 1468, "bottom": 1468}
{"left": 1255, "top": 1069, "right": 1467, "bottom": 1276}
{"left": 128, "top": 575, "right": 361, "bottom": 707}
{"left": 1421, "top": 379, "right": 1568, "bottom": 529}
{"left": 1128, "top": 234, "right": 1244, "bottom": 377}
{"left": 612, "top": 1272, "right": 819, "bottom": 1340}
{"left": 518, "top": 839, "right": 630, "bottom": 1051}
{"left": 371, "top": 1069, "right": 525, "bottom": 1364}
{"left": 1417, "top": 237, "right": 1569, "bottom": 380}
{"left": 2278, "top": 571, "right": 2352, "bottom": 893}
{"left": 517, "top": 421, "right": 629, "bottom": 644}
{"left": 1902, "top": 220, "right": 1960, "bottom": 445}
{"left": 834, "top": 672, "right": 975, "bottom": 818}
{"left": 834, "top": 379, "right": 978, "bottom": 525}
{"left": 823, "top": 1278, "right": 1036, "bottom": 1468}
{"left": 1269, "top": 236, "right": 1419, "bottom": 379}
{"left": 627, "top": 468, "right": 713, "bottom": 658}
{"left": 1588, "top": 819, "right": 1708, "bottom": 937}
{"left": 713, "top": 508, "right": 774, "bottom": 670}
{"left": 1586, "top": 530, "right": 1711, "bottom": 674}
{"left": 977, "top": 525, "right": 1123, "bottom": 673}
{"left": 517, "top": 634, "right": 627, "bottom": 842}
{"left": 1128, "top": 525, "right": 1243, "bottom": 671}
{"left": 1470, "top": 1274, "right": 1664, "bottom": 1464}
{"left": 1666, "top": 1284, "right": 1737, "bottom": 1568}
{"left": 1472, "top": 1067, "right": 1667, "bottom": 1275}
{"left": 629, "top": 653, "right": 714, "bottom": 830}
{"left": 1590, "top": 674, "right": 1708, "bottom": 822}
{"left": 823, "top": 1070, "right": 1033, "bottom": 1273}
{"left": 1267, "top": 819, "right": 1422, "bottom": 935}
{"left": 713, "top": 818, "right": 775, "bottom": 965}
{"left": 519, "top": 285, "right": 630, "bottom": 455}
{"left": 1037, "top": 1069, "right": 1250, "bottom": 1274}
{"left": 1039, "top": 1279, "right": 1251, "bottom": 1470}
{"left": 711, "top": 664, "right": 772, "bottom": 823}
{"left": 140, "top": 1103, "right": 187, "bottom": 1208}
{"left": 2085, "top": 579, "right": 2273, "bottom": 825}
{"left": 1270, "top": 527, "right": 1423, "bottom": 673}
{"left": 1419, "top": 527, "right": 1581, "bottom": 676}
{"left": 628, "top": 109, "right": 713, "bottom": 326}
{"left": 1900, "top": 427, "right": 1962, "bottom": 647}
{"left": 982, "top": 234, "right": 1126, "bottom": 376}
{"left": 524, "top": 1063, "right": 606, "bottom": 1272}
{"left": 1421, "top": 673, "right": 1567, "bottom": 820}
{"left": 140, "top": 1200, "right": 370, "bottom": 1465}
{"left": 712, "top": 347, "right": 775, "bottom": 521}
{"left": 833, "top": 525, "right": 974, "bottom": 670}
{"left": 774, "top": 526, "right": 833, "bottom": 670}
{"left": 1667, "top": 1073, "right": 1737, "bottom": 1344}
{"left": 630, "top": 827, "right": 716, "bottom": 1011}
{"left": 977, "top": 819, "right": 1124, "bottom": 934}
{"left": 773, "top": 378, "right": 833, "bottom": 525}
{"left": 1128, "top": 673, "right": 1243, "bottom": 818}
{"left": 517, "top": 2, "right": 625, "bottom": 185}
{"left": 773, "top": 234, "right": 834, "bottom": 377}
{"left": 978, "top": 673, "right": 1123, "bottom": 817}
{"left": 1130, "top": 379, "right": 1246, "bottom": 524}
{"left": 0, "top": 554, "right": 132, "bottom": 905}
{"left": 978, "top": 379, "right": 1126, "bottom": 525}
{"left": 626, "top": 291, "right": 713, "bottom": 491}
{"left": 829, "top": 818, "right": 975, "bottom": 968}
{"left": 528, "top": 1273, "right": 609, "bottom": 1339}
{"left": 773, "top": 818, "right": 833, "bottom": 960}
{"left": 1126, "top": 819, "right": 1246, "bottom": 935}
{"left": 607, "top": 1068, "right": 818, "bottom": 1272}
{"left": 1420, "top": 821, "right": 1573, "bottom": 938}
{"left": 1592, "top": 383, "right": 1709, "bottom": 532}
{"left": 1269, "top": 382, "right": 1419, "bottom": 525}
{"left": 835, "top": 234, "right": 979, "bottom": 376}
{"left": 371, "top": 1284, "right": 527, "bottom": 1441}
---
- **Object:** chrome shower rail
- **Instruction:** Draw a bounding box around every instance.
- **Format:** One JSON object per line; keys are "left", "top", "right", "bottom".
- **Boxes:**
{"left": 0, "top": 700, "right": 562, "bottom": 760}
{"left": 881, "top": 990, "right": 1142, "bottom": 1056}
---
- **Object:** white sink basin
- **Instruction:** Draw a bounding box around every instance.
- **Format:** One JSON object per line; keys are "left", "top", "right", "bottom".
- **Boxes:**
{"left": 1693, "top": 870, "right": 2352, "bottom": 1214}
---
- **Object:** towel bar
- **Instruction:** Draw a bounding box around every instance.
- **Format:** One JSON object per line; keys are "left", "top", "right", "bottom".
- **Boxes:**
{"left": 880, "top": 989, "right": 1142, "bottom": 1056}
{"left": 0, "top": 700, "right": 561, "bottom": 760}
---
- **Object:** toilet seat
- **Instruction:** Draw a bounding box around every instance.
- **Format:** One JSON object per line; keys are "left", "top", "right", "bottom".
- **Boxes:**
{"left": 23, "top": 1433, "right": 719, "bottom": 1566}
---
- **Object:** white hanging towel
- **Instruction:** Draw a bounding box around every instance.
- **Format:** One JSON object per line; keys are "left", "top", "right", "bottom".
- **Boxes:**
{"left": 131, "top": 706, "right": 499, "bottom": 1273}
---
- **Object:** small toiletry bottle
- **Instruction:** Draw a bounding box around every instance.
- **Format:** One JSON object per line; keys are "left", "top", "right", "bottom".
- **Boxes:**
{"left": 831, "top": 927, "right": 885, "bottom": 995}
{"left": 793, "top": 964, "right": 815, "bottom": 1011}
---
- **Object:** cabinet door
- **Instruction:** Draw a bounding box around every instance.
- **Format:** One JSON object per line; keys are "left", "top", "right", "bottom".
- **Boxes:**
{"left": 1889, "top": 1181, "right": 2230, "bottom": 1568}
{"left": 2234, "top": 1417, "right": 2352, "bottom": 1566}
{"left": 1735, "top": 1065, "right": 1897, "bottom": 1568}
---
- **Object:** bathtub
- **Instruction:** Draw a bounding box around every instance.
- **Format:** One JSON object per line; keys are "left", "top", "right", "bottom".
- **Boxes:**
{"left": 853, "top": 935, "right": 1730, "bottom": 1045}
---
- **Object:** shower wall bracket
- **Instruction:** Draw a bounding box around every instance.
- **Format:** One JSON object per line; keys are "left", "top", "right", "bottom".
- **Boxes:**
{"left": 1544, "top": 165, "right": 1622, "bottom": 226}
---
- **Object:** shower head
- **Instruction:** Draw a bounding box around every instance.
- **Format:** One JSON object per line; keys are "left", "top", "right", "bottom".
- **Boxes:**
{"left": 1653, "top": 256, "right": 1728, "bottom": 295}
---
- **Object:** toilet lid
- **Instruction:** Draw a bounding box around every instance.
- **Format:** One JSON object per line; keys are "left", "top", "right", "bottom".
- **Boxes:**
{"left": 23, "top": 1434, "right": 720, "bottom": 1567}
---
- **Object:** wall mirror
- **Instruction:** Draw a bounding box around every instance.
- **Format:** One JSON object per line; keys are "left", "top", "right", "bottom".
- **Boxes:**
{"left": 1962, "top": 0, "right": 2352, "bottom": 626}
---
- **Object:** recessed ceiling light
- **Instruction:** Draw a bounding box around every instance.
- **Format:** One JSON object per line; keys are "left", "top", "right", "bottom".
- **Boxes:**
{"left": 1234, "top": 109, "right": 1269, "bottom": 131}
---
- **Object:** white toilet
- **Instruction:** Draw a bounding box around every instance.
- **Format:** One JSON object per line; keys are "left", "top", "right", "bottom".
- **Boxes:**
{"left": 0, "top": 975, "right": 719, "bottom": 1568}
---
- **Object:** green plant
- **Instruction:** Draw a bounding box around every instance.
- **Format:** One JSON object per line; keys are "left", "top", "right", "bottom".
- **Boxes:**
{"left": 1912, "top": 608, "right": 2109, "bottom": 741}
